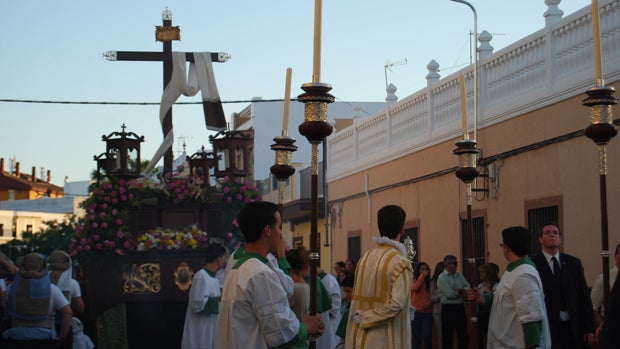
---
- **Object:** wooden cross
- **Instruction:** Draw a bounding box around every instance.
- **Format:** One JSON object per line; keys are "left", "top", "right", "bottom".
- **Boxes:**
{"left": 104, "top": 8, "right": 230, "bottom": 175}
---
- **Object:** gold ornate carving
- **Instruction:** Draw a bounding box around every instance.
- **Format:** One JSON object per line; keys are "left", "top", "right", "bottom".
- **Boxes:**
{"left": 173, "top": 262, "right": 194, "bottom": 292}
{"left": 155, "top": 26, "right": 181, "bottom": 42}
{"left": 122, "top": 263, "right": 161, "bottom": 294}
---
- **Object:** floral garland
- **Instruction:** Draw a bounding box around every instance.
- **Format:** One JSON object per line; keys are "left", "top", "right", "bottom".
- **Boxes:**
{"left": 129, "top": 225, "right": 210, "bottom": 251}
{"left": 69, "top": 175, "right": 262, "bottom": 257}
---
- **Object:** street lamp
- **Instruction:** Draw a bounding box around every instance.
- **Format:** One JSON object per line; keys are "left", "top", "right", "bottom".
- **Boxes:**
{"left": 449, "top": 0, "right": 478, "bottom": 140}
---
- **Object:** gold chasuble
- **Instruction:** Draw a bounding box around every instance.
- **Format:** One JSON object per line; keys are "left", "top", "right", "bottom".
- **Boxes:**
{"left": 345, "top": 236, "right": 413, "bottom": 349}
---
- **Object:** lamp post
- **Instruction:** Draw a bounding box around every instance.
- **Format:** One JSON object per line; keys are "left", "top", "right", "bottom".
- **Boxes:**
{"left": 449, "top": 0, "right": 478, "bottom": 140}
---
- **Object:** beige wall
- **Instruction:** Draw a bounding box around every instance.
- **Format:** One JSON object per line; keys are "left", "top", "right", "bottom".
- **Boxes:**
{"left": 328, "top": 83, "right": 620, "bottom": 286}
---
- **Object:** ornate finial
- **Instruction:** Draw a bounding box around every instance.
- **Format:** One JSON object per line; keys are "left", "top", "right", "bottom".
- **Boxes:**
{"left": 403, "top": 236, "right": 417, "bottom": 262}
{"left": 121, "top": 123, "right": 127, "bottom": 133}
{"left": 162, "top": 7, "right": 172, "bottom": 21}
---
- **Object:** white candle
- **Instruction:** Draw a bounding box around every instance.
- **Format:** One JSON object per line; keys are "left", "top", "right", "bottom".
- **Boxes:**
{"left": 312, "top": 0, "right": 322, "bottom": 83}
{"left": 282, "top": 68, "right": 292, "bottom": 136}
{"left": 459, "top": 74, "right": 469, "bottom": 140}
{"left": 592, "top": 0, "right": 604, "bottom": 85}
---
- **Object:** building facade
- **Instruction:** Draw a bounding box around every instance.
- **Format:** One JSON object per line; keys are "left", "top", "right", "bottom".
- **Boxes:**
{"left": 326, "top": 0, "right": 620, "bottom": 285}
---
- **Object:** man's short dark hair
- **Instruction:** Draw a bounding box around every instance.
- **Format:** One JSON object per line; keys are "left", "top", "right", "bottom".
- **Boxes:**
{"left": 377, "top": 205, "right": 406, "bottom": 239}
{"left": 237, "top": 201, "right": 278, "bottom": 243}
{"left": 443, "top": 255, "right": 458, "bottom": 265}
{"left": 204, "top": 244, "right": 227, "bottom": 263}
{"left": 502, "top": 226, "right": 531, "bottom": 257}
{"left": 539, "top": 221, "right": 561, "bottom": 237}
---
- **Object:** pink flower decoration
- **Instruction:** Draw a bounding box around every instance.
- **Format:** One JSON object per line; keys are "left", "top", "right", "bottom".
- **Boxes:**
{"left": 96, "top": 243, "right": 103, "bottom": 250}
{"left": 116, "top": 218, "right": 123, "bottom": 226}
{"left": 112, "top": 209, "right": 119, "bottom": 216}
{"left": 116, "top": 230, "right": 125, "bottom": 239}
{"left": 226, "top": 197, "right": 233, "bottom": 203}
{"left": 226, "top": 233, "right": 233, "bottom": 239}
{"left": 93, "top": 234, "right": 100, "bottom": 241}
{"left": 101, "top": 222, "right": 108, "bottom": 229}
{"left": 91, "top": 222, "right": 98, "bottom": 229}
{"left": 84, "top": 245, "right": 91, "bottom": 252}
{"left": 123, "top": 241, "right": 132, "bottom": 249}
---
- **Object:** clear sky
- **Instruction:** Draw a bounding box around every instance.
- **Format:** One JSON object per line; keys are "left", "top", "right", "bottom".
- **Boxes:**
{"left": 1, "top": 0, "right": 589, "bottom": 186}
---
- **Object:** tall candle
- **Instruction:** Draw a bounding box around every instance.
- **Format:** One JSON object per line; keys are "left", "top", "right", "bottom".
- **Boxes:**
{"left": 459, "top": 74, "right": 469, "bottom": 140}
{"left": 592, "top": 0, "right": 604, "bottom": 85}
{"left": 312, "top": 0, "right": 323, "bottom": 83}
{"left": 282, "top": 67, "right": 292, "bottom": 136}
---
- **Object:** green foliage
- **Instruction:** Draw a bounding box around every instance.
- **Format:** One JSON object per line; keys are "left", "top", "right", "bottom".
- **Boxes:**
{"left": 0, "top": 216, "right": 77, "bottom": 260}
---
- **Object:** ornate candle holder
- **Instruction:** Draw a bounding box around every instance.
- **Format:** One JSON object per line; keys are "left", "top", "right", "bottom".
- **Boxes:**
{"left": 270, "top": 136, "right": 298, "bottom": 214}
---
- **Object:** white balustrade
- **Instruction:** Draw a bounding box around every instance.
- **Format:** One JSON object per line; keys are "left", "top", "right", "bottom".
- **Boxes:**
{"left": 327, "top": 0, "right": 620, "bottom": 181}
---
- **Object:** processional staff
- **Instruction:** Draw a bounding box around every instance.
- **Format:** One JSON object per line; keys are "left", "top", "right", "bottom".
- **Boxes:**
{"left": 298, "top": 1, "right": 334, "bottom": 347}
{"left": 582, "top": 0, "right": 617, "bottom": 307}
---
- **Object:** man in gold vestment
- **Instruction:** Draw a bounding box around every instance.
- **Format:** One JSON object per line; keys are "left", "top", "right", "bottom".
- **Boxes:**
{"left": 345, "top": 205, "right": 413, "bottom": 349}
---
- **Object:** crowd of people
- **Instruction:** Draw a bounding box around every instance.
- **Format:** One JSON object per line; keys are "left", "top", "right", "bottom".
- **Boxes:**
{"left": 1, "top": 201, "right": 619, "bottom": 349}
{"left": 0, "top": 250, "right": 94, "bottom": 349}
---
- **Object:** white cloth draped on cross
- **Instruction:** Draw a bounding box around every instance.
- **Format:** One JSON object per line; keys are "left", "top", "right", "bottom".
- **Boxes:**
{"left": 143, "top": 51, "right": 226, "bottom": 175}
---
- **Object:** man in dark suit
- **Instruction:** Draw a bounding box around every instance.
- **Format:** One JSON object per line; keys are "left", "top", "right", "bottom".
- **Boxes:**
{"left": 532, "top": 222, "right": 595, "bottom": 349}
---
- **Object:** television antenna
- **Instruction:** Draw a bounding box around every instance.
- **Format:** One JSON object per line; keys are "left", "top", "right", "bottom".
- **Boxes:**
{"left": 384, "top": 57, "right": 407, "bottom": 90}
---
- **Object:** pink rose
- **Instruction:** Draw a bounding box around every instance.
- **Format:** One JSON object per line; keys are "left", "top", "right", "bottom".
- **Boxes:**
{"left": 96, "top": 243, "right": 103, "bottom": 250}
{"left": 116, "top": 230, "right": 125, "bottom": 239}
{"left": 84, "top": 245, "right": 91, "bottom": 252}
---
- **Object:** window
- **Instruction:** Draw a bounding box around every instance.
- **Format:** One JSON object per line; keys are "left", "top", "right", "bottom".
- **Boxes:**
{"left": 26, "top": 224, "right": 33, "bottom": 233}
{"left": 292, "top": 236, "right": 304, "bottom": 248}
{"left": 527, "top": 205, "right": 559, "bottom": 256}
{"left": 525, "top": 195, "right": 562, "bottom": 256}
{"left": 347, "top": 231, "right": 361, "bottom": 264}
{"left": 0, "top": 224, "right": 3, "bottom": 237}
{"left": 461, "top": 216, "right": 486, "bottom": 285}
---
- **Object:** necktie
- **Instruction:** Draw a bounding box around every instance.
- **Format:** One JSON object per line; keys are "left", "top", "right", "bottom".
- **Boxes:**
{"left": 552, "top": 256, "right": 567, "bottom": 310}
{"left": 551, "top": 256, "right": 562, "bottom": 276}
{"left": 551, "top": 256, "right": 561, "bottom": 275}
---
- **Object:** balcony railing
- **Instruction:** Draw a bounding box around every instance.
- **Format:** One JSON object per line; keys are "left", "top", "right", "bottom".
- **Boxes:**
{"left": 328, "top": 0, "right": 620, "bottom": 180}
